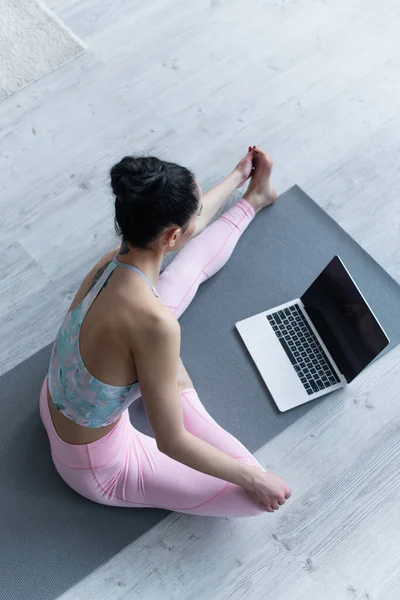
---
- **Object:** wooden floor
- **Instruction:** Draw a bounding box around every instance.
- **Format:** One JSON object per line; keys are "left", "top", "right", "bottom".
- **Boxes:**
{"left": 1, "top": 0, "right": 399, "bottom": 598}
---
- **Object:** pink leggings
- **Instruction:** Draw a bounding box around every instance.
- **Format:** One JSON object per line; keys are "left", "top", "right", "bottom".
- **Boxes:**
{"left": 40, "top": 199, "right": 265, "bottom": 517}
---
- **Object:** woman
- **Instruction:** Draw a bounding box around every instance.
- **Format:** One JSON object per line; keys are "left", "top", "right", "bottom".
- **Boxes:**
{"left": 40, "top": 145, "right": 292, "bottom": 517}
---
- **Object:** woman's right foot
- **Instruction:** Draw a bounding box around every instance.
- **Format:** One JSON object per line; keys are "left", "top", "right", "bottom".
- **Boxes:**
{"left": 243, "top": 146, "right": 277, "bottom": 214}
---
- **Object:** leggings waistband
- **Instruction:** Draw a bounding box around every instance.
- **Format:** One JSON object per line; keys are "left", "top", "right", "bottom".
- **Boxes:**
{"left": 40, "top": 376, "right": 129, "bottom": 469}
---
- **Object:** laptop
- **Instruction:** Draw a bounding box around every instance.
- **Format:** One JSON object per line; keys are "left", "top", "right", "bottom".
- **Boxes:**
{"left": 236, "top": 256, "right": 390, "bottom": 412}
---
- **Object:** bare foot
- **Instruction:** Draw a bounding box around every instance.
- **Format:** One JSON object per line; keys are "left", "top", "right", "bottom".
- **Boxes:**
{"left": 243, "top": 146, "right": 277, "bottom": 214}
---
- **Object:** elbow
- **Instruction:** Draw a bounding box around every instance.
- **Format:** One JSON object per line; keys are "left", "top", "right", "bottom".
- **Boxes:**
{"left": 156, "top": 433, "right": 186, "bottom": 459}
{"left": 156, "top": 438, "right": 170, "bottom": 456}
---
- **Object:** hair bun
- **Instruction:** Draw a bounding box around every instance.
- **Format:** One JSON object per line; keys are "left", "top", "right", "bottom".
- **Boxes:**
{"left": 111, "top": 154, "right": 198, "bottom": 250}
{"left": 111, "top": 156, "right": 168, "bottom": 203}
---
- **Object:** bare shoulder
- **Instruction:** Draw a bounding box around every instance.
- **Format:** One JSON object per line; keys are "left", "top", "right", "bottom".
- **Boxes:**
{"left": 125, "top": 302, "right": 180, "bottom": 362}
{"left": 135, "top": 303, "right": 180, "bottom": 340}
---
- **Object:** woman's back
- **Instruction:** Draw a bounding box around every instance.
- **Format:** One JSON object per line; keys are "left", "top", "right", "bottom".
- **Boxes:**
{"left": 47, "top": 248, "right": 163, "bottom": 444}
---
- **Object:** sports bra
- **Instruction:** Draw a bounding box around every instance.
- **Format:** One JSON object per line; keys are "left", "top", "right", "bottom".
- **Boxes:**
{"left": 47, "top": 251, "right": 160, "bottom": 428}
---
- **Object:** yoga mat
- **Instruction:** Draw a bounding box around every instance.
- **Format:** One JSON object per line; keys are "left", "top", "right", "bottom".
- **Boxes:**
{"left": 1, "top": 186, "right": 399, "bottom": 600}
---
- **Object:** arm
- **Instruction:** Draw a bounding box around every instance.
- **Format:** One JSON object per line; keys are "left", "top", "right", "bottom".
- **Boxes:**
{"left": 194, "top": 172, "right": 241, "bottom": 236}
{"left": 192, "top": 149, "right": 254, "bottom": 237}
{"left": 131, "top": 310, "right": 256, "bottom": 490}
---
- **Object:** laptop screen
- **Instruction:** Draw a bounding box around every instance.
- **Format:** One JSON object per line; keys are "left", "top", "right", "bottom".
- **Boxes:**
{"left": 301, "top": 256, "right": 389, "bottom": 382}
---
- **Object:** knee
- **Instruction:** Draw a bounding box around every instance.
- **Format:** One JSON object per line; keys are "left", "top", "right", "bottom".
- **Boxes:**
{"left": 177, "top": 358, "right": 194, "bottom": 392}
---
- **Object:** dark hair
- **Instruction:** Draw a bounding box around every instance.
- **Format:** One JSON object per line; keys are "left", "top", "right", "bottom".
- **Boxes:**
{"left": 111, "top": 156, "right": 200, "bottom": 250}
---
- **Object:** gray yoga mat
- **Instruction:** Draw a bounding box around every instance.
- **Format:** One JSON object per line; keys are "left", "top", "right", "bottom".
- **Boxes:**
{"left": 1, "top": 186, "right": 399, "bottom": 600}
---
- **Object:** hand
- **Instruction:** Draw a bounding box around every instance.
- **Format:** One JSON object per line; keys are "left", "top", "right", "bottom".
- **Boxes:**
{"left": 245, "top": 469, "right": 292, "bottom": 513}
{"left": 232, "top": 147, "right": 255, "bottom": 188}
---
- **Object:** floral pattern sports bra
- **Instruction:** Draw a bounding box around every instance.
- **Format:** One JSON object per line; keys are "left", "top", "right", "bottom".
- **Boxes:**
{"left": 47, "top": 251, "right": 159, "bottom": 428}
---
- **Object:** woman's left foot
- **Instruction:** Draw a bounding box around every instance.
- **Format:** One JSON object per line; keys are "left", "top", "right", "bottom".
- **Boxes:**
{"left": 243, "top": 147, "right": 277, "bottom": 214}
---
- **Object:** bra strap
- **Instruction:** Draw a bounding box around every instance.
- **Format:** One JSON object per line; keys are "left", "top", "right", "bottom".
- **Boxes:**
{"left": 113, "top": 252, "right": 159, "bottom": 297}
{"left": 79, "top": 259, "right": 117, "bottom": 321}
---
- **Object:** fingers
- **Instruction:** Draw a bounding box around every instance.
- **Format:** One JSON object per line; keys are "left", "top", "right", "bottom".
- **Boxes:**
{"left": 254, "top": 474, "right": 292, "bottom": 513}
{"left": 263, "top": 499, "right": 282, "bottom": 513}
{"left": 275, "top": 495, "right": 286, "bottom": 508}
{"left": 266, "top": 489, "right": 292, "bottom": 513}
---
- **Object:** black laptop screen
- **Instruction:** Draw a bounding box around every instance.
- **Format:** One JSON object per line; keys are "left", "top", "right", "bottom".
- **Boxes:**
{"left": 301, "top": 256, "right": 389, "bottom": 382}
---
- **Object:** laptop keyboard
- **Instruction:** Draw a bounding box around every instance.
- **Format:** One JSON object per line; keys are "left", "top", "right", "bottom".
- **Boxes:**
{"left": 266, "top": 305, "right": 341, "bottom": 395}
